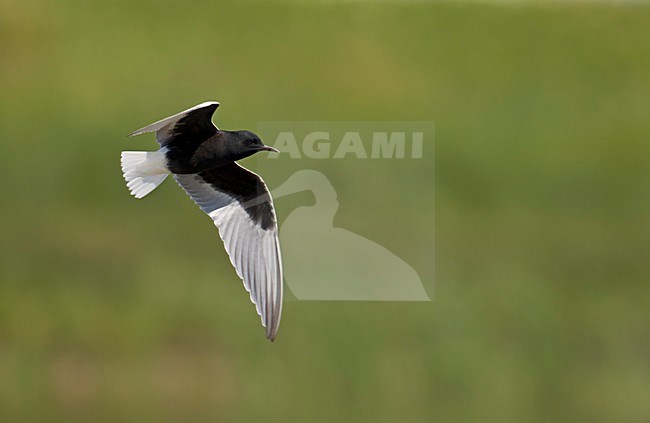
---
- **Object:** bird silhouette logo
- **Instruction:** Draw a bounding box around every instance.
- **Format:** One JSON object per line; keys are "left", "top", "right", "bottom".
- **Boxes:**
{"left": 271, "top": 170, "right": 430, "bottom": 301}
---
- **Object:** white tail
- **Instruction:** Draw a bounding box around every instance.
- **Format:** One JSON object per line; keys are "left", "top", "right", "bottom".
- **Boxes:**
{"left": 120, "top": 150, "right": 170, "bottom": 199}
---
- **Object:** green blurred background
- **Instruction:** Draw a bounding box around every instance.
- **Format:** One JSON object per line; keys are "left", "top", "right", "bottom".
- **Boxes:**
{"left": 1, "top": 0, "right": 649, "bottom": 421}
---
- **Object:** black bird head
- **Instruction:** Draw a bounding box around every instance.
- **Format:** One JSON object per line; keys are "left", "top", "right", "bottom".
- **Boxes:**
{"left": 228, "top": 130, "right": 278, "bottom": 160}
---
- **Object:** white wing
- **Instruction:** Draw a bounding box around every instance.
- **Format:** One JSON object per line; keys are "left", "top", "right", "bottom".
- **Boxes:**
{"left": 129, "top": 101, "right": 220, "bottom": 146}
{"left": 173, "top": 168, "right": 283, "bottom": 341}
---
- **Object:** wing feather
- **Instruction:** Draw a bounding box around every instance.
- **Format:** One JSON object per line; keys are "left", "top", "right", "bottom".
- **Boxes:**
{"left": 129, "top": 101, "right": 220, "bottom": 147}
{"left": 173, "top": 167, "right": 283, "bottom": 341}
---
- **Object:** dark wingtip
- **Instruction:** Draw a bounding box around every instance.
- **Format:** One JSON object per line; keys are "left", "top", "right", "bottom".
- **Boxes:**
{"left": 266, "top": 327, "right": 278, "bottom": 342}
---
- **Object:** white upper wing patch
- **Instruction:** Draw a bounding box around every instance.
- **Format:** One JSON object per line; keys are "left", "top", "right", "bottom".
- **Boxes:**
{"left": 173, "top": 173, "right": 283, "bottom": 341}
{"left": 129, "top": 101, "right": 220, "bottom": 144}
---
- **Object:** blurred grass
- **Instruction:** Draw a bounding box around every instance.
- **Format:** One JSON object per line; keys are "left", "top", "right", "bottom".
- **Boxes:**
{"left": 1, "top": 0, "right": 649, "bottom": 422}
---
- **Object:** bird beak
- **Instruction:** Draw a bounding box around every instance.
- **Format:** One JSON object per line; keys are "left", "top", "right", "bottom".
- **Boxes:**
{"left": 260, "top": 145, "right": 279, "bottom": 153}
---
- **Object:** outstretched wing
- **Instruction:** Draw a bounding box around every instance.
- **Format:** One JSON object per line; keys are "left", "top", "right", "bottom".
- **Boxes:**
{"left": 129, "top": 101, "right": 220, "bottom": 148}
{"left": 173, "top": 163, "right": 283, "bottom": 341}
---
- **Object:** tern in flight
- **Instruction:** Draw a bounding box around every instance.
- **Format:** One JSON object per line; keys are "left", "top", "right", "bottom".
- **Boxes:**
{"left": 120, "top": 101, "right": 283, "bottom": 341}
